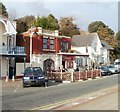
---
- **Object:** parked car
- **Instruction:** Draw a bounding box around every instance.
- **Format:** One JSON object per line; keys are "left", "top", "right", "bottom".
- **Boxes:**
{"left": 114, "top": 59, "right": 120, "bottom": 73}
{"left": 107, "top": 65, "right": 118, "bottom": 74}
{"left": 23, "top": 67, "right": 48, "bottom": 87}
{"left": 98, "top": 66, "right": 111, "bottom": 76}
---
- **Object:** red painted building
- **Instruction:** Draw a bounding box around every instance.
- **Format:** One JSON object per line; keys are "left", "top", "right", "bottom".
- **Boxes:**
{"left": 16, "top": 27, "right": 73, "bottom": 72}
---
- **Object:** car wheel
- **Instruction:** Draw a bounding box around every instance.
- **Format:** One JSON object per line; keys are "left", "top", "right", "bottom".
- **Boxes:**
{"left": 23, "top": 84, "right": 27, "bottom": 88}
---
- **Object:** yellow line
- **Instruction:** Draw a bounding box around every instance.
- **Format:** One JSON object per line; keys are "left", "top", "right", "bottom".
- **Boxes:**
{"left": 30, "top": 97, "right": 80, "bottom": 110}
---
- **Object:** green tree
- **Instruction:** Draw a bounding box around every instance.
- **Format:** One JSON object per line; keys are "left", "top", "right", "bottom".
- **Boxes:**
{"left": 0, "top": 2, "right": 8, "bottom": 17}
{"left": 33, "top": 14, "right": 59, "bottom": 30}
{"left": 88, "top": 21, "right": 116, "bottom": 47}
{"left": 59, "top": 17, "right": 80, "bottom": 37}
{"left": 116, "top": 31, "right": 120, "bottom": 45}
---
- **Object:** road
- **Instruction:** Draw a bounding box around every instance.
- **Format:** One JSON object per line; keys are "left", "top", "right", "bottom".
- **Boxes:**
{"left": 1, "top": 74, "right": 119, "bottom": 111}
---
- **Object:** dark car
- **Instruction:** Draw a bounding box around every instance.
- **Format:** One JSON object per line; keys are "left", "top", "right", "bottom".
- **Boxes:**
{"left": 98, "top": 66, "right": 111, "bottom": 76}
{"left": 23, "top": 67, "right": 47, "bottom": 87}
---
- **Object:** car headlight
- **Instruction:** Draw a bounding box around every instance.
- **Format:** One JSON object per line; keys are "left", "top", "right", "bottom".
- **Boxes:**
{"left": 38, "top": 76, "right": 44, "bottom": 79}
{"left": 23, "top": 77, "right": 30, "bottom": 80}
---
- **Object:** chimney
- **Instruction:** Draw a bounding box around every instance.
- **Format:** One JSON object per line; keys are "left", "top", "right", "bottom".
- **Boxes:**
{"left": 38, "top": 27, "right": 43, "bottom": 34}
{"left": 55, "top": 30, "right": 59, "bottom": 36}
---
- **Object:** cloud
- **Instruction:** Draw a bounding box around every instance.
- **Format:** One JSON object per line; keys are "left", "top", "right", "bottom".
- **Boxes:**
{"left": 2, "top": 1, "right": 50, "bottom": 18}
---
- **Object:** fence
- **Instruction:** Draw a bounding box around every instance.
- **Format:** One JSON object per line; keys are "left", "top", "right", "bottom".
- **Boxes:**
{"left": 47, "top": 69, "right": 102, "bottom": 82}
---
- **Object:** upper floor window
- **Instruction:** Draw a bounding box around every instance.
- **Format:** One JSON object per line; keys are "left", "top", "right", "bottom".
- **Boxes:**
{"left": 43, "top": 37, "right": 54, "bottom": 50}
{"left": 61, "top": 42, "right": 68, "bottom": 52}
{"left": 50, "top": 39, "right": 54, "bottom": 50}
{"left": 43, "top": 38, "right": 48, "bottom": 49}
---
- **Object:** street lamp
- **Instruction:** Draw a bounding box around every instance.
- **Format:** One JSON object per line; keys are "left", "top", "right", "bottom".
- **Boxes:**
{"left": 30, "top": 28, "right": 38, "bottom": 67}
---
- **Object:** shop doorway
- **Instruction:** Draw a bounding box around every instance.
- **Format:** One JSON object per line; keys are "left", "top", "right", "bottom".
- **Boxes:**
{"left": 9, "top": 58, "right": 16, "bottom": 79}
{"left": 62, "top": 61, "right": 65, "bottom": 69}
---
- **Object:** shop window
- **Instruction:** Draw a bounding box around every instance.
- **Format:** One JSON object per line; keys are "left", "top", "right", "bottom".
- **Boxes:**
{"left": 67, "top": 61, "right": 73, "bottom": 68}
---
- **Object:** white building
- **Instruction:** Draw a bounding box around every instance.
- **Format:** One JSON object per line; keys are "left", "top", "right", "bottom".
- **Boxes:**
{"left": 72, "top": 33, "right": 112, "bottom": 68}
{"left": 0, "top": 15, "right": 26, "bottom": 80}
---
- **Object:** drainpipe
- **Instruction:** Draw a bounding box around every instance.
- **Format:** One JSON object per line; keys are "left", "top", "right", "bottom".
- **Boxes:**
{"left": 6, "top": 58, "right": 9, "bottom": 82}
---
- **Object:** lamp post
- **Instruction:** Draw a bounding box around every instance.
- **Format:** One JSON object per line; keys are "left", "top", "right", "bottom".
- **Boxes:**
{"left": 30, "top": 32, "right": 33, "bottom": 67}
{"left": 30, "top": 27, "right": 38, "bottom": 67}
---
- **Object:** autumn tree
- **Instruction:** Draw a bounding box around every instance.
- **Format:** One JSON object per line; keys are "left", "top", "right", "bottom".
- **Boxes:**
{"left": 33, "top": 14, "right": 59, "bottom": 30}
{"left": 59, "top": 17, "right": 80, "bottom": 37}
{"left": 88, "top": 21, "right": 116, "bottom": 47}
{"left": 16, "top": 15, "right": 35, "bottom": 33}
{"left": 0, "top": 2, "right": 8, "bottom": 17}
{"left": 16, "top": 20, "right": 28, "bottom": 34}
{"left": 113, "top": 31, "right": 120, "bottom": 59}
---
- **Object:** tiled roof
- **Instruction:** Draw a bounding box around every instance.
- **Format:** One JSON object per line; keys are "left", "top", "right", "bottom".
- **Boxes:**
{"left": 72, "top": 33, "right": 97, "bottom": 47}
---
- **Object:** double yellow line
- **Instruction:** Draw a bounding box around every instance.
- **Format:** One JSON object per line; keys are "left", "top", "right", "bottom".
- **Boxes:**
{"left": 29, "top": 96, "right": 81, "bottom": 110}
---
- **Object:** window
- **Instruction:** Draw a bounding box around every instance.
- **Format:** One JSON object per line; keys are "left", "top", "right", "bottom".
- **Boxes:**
{"left": 50, "top": 39, "right": 54, "bottom": 50}
{"left": 43, "top": 38, "right": 48, "bottom": 49}
{"left": 67, "top": 61, "right": 73, "bottom": 68}
{"left": 61, "top": 42, "right": 68, "bottom": 52}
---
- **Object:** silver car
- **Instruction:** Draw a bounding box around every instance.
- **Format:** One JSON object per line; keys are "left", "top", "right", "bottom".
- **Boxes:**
{"left": 108, "top": 65, "right": 118, "bottom": 74}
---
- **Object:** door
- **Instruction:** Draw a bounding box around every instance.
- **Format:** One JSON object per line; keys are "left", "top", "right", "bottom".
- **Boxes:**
{"left": 43, "top": 59, "right": 54, "bottom": 72}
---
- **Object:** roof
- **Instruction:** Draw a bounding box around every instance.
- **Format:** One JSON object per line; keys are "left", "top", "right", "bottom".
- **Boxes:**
{"left": 72, "top": 33, "right": 98, "bottom": 47}
{"left": 101, "top": 40, "right": 114, "bottom": 50}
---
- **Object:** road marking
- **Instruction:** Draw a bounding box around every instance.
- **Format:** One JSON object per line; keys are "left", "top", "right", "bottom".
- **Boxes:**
{"left": 14, "top": 80, "right": 22, "bottom": 92}
{"left": 29, "top": 86, "right": 117, "bottom": 110}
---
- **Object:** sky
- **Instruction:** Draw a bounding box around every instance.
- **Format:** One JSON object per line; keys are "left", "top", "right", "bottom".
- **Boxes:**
{"left": 1, "top": 0, "right": 119, "bottom": 32}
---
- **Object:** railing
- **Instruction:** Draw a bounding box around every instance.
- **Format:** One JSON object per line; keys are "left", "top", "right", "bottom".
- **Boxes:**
{"left": 0, "top": 46, "right": 25, "bottom": 55}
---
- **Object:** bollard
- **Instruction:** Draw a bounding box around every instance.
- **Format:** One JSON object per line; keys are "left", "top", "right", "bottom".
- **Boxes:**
{"left": 96, "top": 68, "right": 99, "bottom": 78}
{"left": 85, "top": 70, "right": 88, "bottom": 80}
{"left": 79, "top": 71, "right": 81, "bottom": 81}
{"left": 12, "top": 75, "right": 15, "bottom": 81}
{"left": 5, "top": 76, "right": 8, "bottom": 82}
{"left": 91, "top": 68, "right": 93, "bottom": 79}
{"left": 99, "top": 69, "right": 102, "bottom": 77}
{"left": 45, "top": 81, "right": 48, "bottom": 88}
{"left": 71, "top": 72, "right": 73, "bottom": 82}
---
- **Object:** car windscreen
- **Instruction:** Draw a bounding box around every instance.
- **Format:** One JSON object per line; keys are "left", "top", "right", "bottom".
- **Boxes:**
{"left": 101, "top": 66, "right": 108, "bottom": 70}
{"left": 24, "top": 67, "right": 43, "bottom": 76}
{"left": 108, "top": 66, "right": 115, "bottom": 68}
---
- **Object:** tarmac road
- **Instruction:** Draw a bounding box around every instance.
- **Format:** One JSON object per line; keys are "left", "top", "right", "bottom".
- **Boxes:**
{"left": 1, "top": 74, "right": 119, "bottom": 111}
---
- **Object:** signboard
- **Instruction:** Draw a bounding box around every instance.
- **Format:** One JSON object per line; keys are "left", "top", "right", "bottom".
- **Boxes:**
{"left": 62, "top": 56, "right": 74, "bottom": 61}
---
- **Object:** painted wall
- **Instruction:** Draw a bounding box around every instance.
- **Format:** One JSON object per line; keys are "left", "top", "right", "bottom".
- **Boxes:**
{"left": 16, "top": 63, "right": 30, "bottom": 76}
{"left": 1, "top": 57, "right": 7, "bottom": 77}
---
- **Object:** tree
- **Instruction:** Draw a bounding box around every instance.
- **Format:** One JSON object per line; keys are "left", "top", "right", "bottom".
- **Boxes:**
{"left": 0, "top": 2, "right": 8, "bottom": 17}
{"left": 33, "top": 14, "right": 59, "bottom": 30}
{"left": 16, "top": 20, "right": 28, "bottom": 34}
{"left": 59, "top": 17, "right": 80, "bottom": 37}
{"left": 16, "top": 15, "right": 35, "bottom": 33}
{"left": 116, "top": 31, "right": 120, "bottom": 46}
{"left": 88, "top": 21, "right": 116, "bottom": 47}
{"left": 113, "top": 31, "right": 120, "bottom": 59}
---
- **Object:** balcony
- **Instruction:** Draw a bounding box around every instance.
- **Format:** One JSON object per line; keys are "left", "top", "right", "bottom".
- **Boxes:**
{"left": 0, "top": 46, "right": 26, "bottom": 56}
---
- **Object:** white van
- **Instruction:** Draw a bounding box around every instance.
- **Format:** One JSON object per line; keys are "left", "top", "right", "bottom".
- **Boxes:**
{"left": 114, "top": 59, "right": 120, "bottom": 72}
